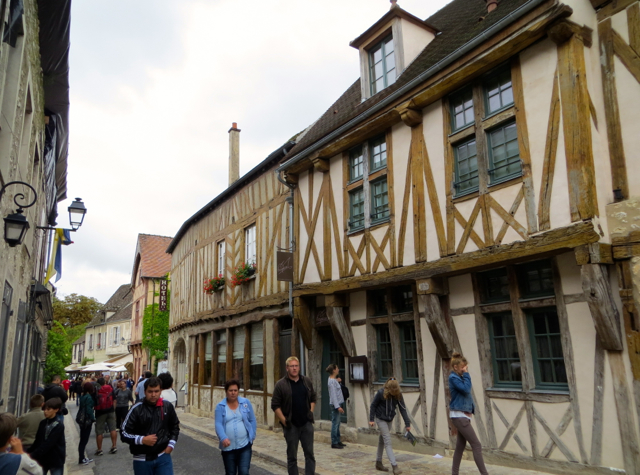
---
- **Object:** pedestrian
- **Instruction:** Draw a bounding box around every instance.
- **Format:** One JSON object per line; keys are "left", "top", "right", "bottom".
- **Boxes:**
{"left": 28, "top": 397, "right": 66, "bottom": 475}
{"left": 126, "top": 376, "right": 134, "bottom": 391}
{"left": 121, "top": 376, "right": 180, "bottom": 475}
{"left": 77, "top": 382, "right": 96, "bottom": 465}
{"left": 215, "top": 379, "right": 257, "bottom": 475}
{"left": 271, "top": 356, "right": 316, "bottom": 475}
{"left": 94, "top": 377, "right": 118, "bottom": 456}
{"left": 326, "top": 364, "right": 345, "bottom": 449}
{"left": 61, "top": 377, "right": 71, "bottom": 398}
{"left": 16, "top": 394, "right": 45, "bottom": 452}
{"left": 158, "top": 372, "right": 178, "bottom": 408}
{"left": 135, "top": 371, "right": 152, "bottom": 403}
{"left": 114, "top": 379, "right": 134, "bottom": 429}
{"left": 0, "top": 413, "right": 43, "bottom": 475}
{"left": 449, "top": 352, "right": 488, "bottom": 475}
{"left": 74, "top": 378, "right": 84, "bottom": 406}
{"left": 369, "top": 378, "right": 410, "bottom": 474}
{"left": 42, "top": 375, "right": 68, "bottom": 422}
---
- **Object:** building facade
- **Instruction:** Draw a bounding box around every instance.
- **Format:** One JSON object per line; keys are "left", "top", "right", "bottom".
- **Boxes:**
{"left": 274, "top": 1, "right": 640, "bottom": 474}
{"left": 129, "top": 234, "right": 173, "bottom": 378}
{"left": 0, "top": 0, "right": 71, "bottom": 415}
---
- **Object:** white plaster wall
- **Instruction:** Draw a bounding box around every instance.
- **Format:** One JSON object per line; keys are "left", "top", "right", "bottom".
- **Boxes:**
{"left": 391, "top": 121, "right": 416, "bottom": 265}
{"left": 533, "top": 402, "right": 579, "bottom": 462}
{"left": 615, "top": 53, "right": 640, "bottom": 198}
{"left": 422, "top": 101, "right": 447, "bottom": 263}
{"left": 448, "top": 274, "right": 474, "bottom": 309}
{"left": 350, "top": 291, "right": 367, "bottom": 323}
{"left": 556, "top": 252, "right": 583, "bottom": 295}
{"left": 399, "top": 19, "right": 435, "bottom": 71}
{"left": 329, "top": 153, "right": 344, "bottom": 281}
{"left": 600, "top": 350, "right": 626, "bottom": 468}
{"left": 491, "top": 398, "right": 530, "bottom": 455}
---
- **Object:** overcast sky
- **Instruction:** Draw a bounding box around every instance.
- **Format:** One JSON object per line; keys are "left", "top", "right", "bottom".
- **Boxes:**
{"left": 55, "top": 0, "right": 451, "bottom": 303}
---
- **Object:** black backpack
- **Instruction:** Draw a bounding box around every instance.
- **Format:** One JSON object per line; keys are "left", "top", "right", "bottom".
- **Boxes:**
{"left": 340, "top": 382, "right": 350, "bottom": 401}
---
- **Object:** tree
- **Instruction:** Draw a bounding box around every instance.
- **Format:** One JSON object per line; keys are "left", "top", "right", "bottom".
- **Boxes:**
{"left": 44, "top": 321, "right": 72, "bottom": 383}
{"left": 142, "top": 287, "right": 170, "bottom": 373}
{"left": 53, "top": 293, "right": 102, "bottom": 329}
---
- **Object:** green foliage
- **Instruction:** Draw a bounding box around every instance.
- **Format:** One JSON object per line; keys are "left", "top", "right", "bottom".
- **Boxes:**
{"left": 44, "top": 321, "right": 71, "bottom": 383}
{"left": 142, "top": 288, "right": 170, "bottom": 366}
{"left": 53, "top": 293, "right": 102, "bottom": 329}
{"left": 81, "top": 357, "right": 93, "bottom": 366}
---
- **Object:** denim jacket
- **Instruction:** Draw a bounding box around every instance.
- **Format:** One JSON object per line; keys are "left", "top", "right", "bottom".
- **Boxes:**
{"left": 214, "top": 397, "right": 257, "bottom": 450}
{"left": 448, "top": 372, "right": 475, "bottom": 414}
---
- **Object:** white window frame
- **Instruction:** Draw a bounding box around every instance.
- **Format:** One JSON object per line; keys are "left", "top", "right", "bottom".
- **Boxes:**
{"left": 245, "top": 225, "right": 256, "bottom": 265}
{"left": 217, "top": 240, "right": 226, "bottom": 276}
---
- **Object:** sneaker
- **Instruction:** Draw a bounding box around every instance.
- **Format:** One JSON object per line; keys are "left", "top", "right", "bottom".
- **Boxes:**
{"left": 331, "top": 444, "right": 344, "bottom": 449}
{"left": 79, "top": 458, "right": 94, "bottom": 465}
{"left": 338, "top": 442, "right": 347, "bottom": 447}
{"left": 109, "top": 447, "right": 117, "bottom": 454}
{"left": 94, "top": 450, "right": 103, "bottom": 456}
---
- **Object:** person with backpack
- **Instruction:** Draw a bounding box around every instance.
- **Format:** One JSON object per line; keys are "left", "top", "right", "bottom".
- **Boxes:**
{"left": 94, "top": 377, "right": 117, "bottom": 456}
{"left": 77, "top": 382, "right": 96, "bottom": 465}
{"left": 326, "top": 364, "right": 345, "bottom": 449}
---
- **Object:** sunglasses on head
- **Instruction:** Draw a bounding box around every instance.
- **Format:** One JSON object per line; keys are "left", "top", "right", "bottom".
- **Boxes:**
{"left": 387, "top": 377, "right": 396, "bottom": 381}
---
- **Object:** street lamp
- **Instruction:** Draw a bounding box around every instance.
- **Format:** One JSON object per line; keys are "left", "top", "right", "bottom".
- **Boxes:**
{"left": 68, "top": 197, "right": 87, "bottom": 231}
{"left": 0, "top": 181, "right": 37, "bottom": 247}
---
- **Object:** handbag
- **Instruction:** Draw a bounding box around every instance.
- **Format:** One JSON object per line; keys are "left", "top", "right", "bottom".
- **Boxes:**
{"left": 340, "top": 382, "right": 350, "bottom": 401}
{"left": 76, "top": 403, "right": 92, "bottom": 428}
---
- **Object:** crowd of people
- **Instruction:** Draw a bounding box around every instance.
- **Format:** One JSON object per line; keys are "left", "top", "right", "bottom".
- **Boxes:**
{"left": 0, "top": 351, "right": 488, "bottom": 475}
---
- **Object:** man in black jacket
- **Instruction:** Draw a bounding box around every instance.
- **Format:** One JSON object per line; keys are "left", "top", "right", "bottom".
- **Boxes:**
{"left": 121, "top": 377, "right": 180, "bottom": 475}
{"left": 42, "top": 375, "right": 68, "bottom": 422}
{"left": 271, "top": 356, "right": 316, "bottom": 475}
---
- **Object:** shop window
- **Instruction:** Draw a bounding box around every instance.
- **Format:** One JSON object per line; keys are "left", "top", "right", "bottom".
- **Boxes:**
{"left": 192, "top": 336, "right": 199, "bottom": 384}
{"left": 204, "top": 333, "right": 213, "bottom": 385}
{"left": 232, "top": 327, "right": 245, "bottom": 384}
{"left": 216, "top": 331, "right": 227, "bottom": 387}
{"left": 250, "top": 323, "right": 264, "bottom": 390}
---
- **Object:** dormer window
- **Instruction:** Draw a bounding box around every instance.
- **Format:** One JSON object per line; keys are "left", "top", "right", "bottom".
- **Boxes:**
{"left": 369, "top": 36, "right": 396, "bottom": 95}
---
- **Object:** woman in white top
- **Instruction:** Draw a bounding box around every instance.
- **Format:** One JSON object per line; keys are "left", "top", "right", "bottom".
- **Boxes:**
{"left": 158, "top": 372, "right": 178, "bottom": 407}
{"left": 326, "top": 363, "right": 345, "bottom": 449}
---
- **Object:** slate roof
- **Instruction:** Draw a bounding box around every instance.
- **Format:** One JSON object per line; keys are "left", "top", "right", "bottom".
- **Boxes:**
{"left": 103, "top": 284, "right": 131, "bottom": 311}
{"left": 284, "top": 0, "right": 531, "bottom": 160}
{"left": 73, "top": 334, "right": 85, "bottom": 345}
{"left": 135, "top": 234, "right": 173, "bottom": 278}
{"left": 107, "top": 292, "right": 134, "bottom": 323}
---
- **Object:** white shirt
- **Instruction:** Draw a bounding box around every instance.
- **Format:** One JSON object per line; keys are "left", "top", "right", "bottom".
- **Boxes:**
{"left": 161, "top": 388, "right": 177, "bottom": 407}
{"left": 450, "top": 410, "right": 471, "bottom": 420}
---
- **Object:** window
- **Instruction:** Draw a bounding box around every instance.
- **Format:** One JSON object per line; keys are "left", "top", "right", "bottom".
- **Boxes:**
{"left": 369, "top": 135, "right": 387, "bottom": 172}
{"left": 204, "top": 333, "right": 213, "bottom": 385}
{"left": 447, "top": 64, "right": 521, "bottom": 198}
{"left": 88, "top": 334, "right": 93, "bottom": 350}
{"left": 487, "top": 313, "right": 522, "bottom": 387}
{"left": 478, "top": 268, "right": 510, "bottom": 304}
{"left": 391, "top": 285, "right": 413, "bottom": 314}
{"left": 399, "top": 323, "right": 419, "bottom": 383}
{"left": 232, "top": 327, "right": 245, "bottom": 384}
{"left": 488, "top": 122, "right": 521, "bottom": 184}
{"left": 376, "top": 325, "right": 393, "bottom": 381}
{"left": 216, "top": 331, "right": 227, "bottom": 386}
{"left": 370, "top": 291, "right": 387, "bottom": 317}
{"left": 517, "top": 260, "right": 554, "bottom": 300}
{"left": 349, "top": 146, "right": 364, "bottom": 182}
{"left": 369, "top": 35, "right": 396, "bottom": 95}
{"left": 97, "top": 333, "right": 102, "bottom": 349}
{"left": 527, "top": 309, "right": 567, "bottom": 389}
{"left": 485, "top": 67, "right": 514, "bottom": 115}
{"left": 349, "top": 188, "right": 365, "bottom": 231}
{"left": 370, "top": 178, "right": 389, "bottom": 223}
{"left": 217, "top": 240, "right": 226, "bottom": 276}
{"left": 347, "top": 135, "right": 390, "bottom": 231}
{"left": 245, "top": 225, "right": 256, "bottom": 265}
{"left": 192, "top": 336, "right": 199, "bottom": 384}
{"left": 250, "top": 323, "right": 264, "bottom": 390}
{"left": 451, "top": 88, "right": 474, "bottom": 131}
{"left": 454, "top": 139, "right": 479, "bottom": 196}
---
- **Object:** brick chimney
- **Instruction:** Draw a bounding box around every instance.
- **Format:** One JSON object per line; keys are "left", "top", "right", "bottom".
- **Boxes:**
{"left": 228, "top": 122, "right": 240, "bottom": 186}
{"left": 485, "top": 0, "right": 498, "bottom": 12}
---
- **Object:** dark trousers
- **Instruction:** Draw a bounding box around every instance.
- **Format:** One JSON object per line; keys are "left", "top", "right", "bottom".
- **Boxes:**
{"left": 116, "top": 406, "right": 129, "bottom": 430}
{"left": 78, "top": 424, "right": 93, "bottom": 463}
{"left": 451, "top": 417, "right": 488, "bottom": 475}
{"left": 221, "top": 443, "right": 252, "bottom": 475}
{"left": 283, "top": 422, "right": 315, "bottom": 475}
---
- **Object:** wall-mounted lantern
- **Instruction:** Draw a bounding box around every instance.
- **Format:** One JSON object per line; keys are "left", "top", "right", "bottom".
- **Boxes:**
{"left": 68, "top": 197, "right": 87, "bottom": 230}
{"left": 0, "top": 181, "right": 37, "bottom": 247}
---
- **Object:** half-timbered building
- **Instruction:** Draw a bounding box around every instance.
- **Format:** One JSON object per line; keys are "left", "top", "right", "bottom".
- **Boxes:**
{"left": 274, "top": 0, "right": 640, "bottom": 473}
{"left": 167, "top": 125, "right": 297, "bottom": 422}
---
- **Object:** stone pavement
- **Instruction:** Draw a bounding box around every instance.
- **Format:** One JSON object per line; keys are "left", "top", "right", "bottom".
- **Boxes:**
{"left": 177, "top": 409, "right": 554, "bottom": 475}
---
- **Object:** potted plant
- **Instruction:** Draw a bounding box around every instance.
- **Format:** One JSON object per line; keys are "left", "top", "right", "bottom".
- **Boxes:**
{"left": 203, "top": 275, "right": 225, "bottom": 294}
{"left": 230, "top": 262, "right": 257, "bottom": 287}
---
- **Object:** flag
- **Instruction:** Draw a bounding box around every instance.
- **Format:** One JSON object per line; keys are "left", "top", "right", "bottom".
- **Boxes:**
{"left": 44, "top": 228, "right": 74, "bottom": 284}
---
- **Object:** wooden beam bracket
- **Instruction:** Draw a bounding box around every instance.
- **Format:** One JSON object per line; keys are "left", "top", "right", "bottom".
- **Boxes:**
{"left": 416, "top": 277, "right": 448, "bottom": 295}
{"left": 575, "top": 243, "right": 613, "bottom": 265}
{"left": 581, "top": 264, "right": 624, "bottom": 351}
{"left": 310, "top": 153, "right": 330, "bottom": 172}
{"left": 547, "top": 20, "right": 593, "bottom": 47}
{"left": 326, "top": 306, "right": 357, "bottom": 357}
{"left": 419, "top": 294, "right": 454, "bottom": 358}
{"left": 396, "top": 103, "right": 423, "bottom": 127}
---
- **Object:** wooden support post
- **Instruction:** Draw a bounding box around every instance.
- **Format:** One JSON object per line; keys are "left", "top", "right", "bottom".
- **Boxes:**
{"left": 419, "top": 292, "right": 453, "bottom": 359}
{"left": 326, "top": 294, "right": 357, "bottom": 357}
{"left": 293, "top": 297, "right": 313, "bottom": 350}
{"left": 581, "top": 264, "right": 623, "bottom": 350}
{"left": 551, "top": 22, "right": 598, "bottom": 221}
{"left": 410, "top": 126, "right": 428, "bottom": 262}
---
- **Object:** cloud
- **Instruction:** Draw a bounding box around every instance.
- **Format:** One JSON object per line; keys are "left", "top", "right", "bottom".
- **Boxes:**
{"left": 58, "top": 0, "right": 450, "bottom": 302}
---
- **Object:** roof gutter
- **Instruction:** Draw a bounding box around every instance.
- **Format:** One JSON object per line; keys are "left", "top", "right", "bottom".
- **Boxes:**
{"left": 276, "top": 0, "right": 549, "bottom": 174}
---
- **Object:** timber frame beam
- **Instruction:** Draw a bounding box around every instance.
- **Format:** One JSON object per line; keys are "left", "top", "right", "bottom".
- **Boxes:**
{"left": 293, "top": 221, "right": 600, "bottom": 296}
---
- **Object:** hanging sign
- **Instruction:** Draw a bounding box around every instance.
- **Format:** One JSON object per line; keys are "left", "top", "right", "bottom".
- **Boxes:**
{"left": 159, "top": 280, "right": 168, "bottom": 311}
{"left": 277, "top": 251, "right": 294, "bottom": 282}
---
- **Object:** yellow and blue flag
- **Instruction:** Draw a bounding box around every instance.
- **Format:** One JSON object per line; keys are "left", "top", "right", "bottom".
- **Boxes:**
{"left": 44, "top": 228, "right": 74, "bottom": 284}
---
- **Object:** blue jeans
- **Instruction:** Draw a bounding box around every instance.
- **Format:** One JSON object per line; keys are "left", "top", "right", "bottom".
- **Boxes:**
{"left": 330, "top": 406, "right": 342, "bottom": 445}
{"left": 133, "top": 453, "right": 173, "bottom": 475}
{"left": 221, "top": 443, "right": 252, "bottom": 475}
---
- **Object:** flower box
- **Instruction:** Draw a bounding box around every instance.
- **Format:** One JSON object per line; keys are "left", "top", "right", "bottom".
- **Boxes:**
{"left": 204, "top": 275, "right": 225, "bottom": 294}
{"left": 231, "top": 262, "right": 257, "bottom": 287}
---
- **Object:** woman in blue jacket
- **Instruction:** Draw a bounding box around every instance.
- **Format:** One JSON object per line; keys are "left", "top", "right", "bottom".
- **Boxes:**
{"left": 215, "top": 379, "right": 257, "bottom": 475}
{"left": 448, "top": 352, "right": 488, "bottom": 475}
